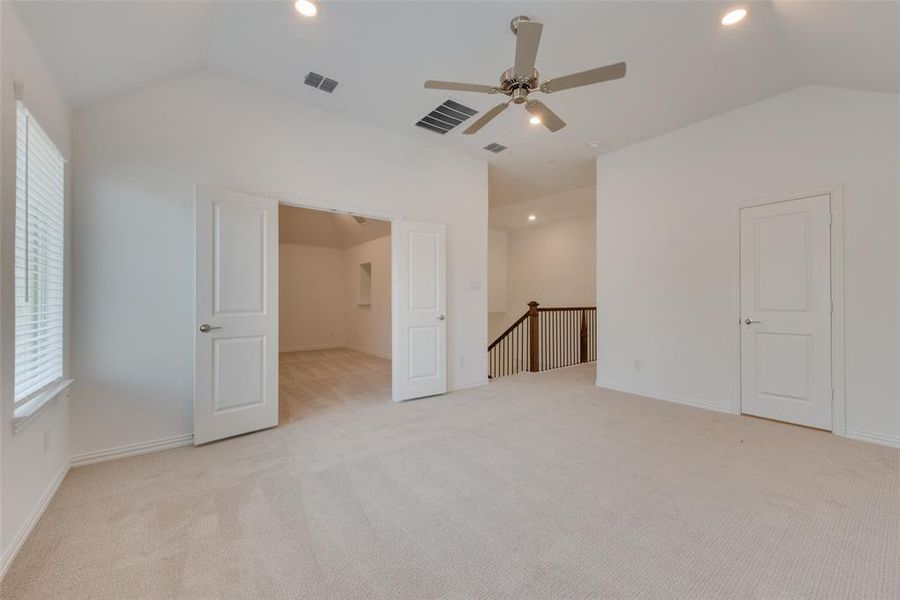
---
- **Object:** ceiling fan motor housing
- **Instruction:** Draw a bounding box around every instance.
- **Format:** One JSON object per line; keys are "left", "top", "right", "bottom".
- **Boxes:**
{"left": 500, "top": 67, "right": 539, "bottom": 103}
{"left": 510, "top": 15, "right": 531, "bottom": 34}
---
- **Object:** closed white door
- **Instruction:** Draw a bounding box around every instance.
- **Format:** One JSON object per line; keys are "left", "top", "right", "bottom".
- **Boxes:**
{"left": 392, "top": 220, "right": 447, "bottom": 401}
{"left": 740, "top": 194, "right": 832, "bottom": 430}
{"left": 194, "top": 186, "right": 278, "bottom": 445}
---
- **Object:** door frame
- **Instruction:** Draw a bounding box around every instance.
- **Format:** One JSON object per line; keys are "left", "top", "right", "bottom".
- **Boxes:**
{"left": 732, "top": 184, "right": 845, "bottom": 436}
{"left": 225, "top": 189, "right": 414, "bottom": 402}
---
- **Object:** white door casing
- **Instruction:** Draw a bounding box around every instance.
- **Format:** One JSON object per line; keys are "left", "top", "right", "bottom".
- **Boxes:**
{"left": 194, "top": 186, "right": 278, "bottom": 445}
{"left": 740, "top": 194, "right": 832, "bottom": 430}
{"left": 392, "top": 220, "right": 447, "bottom": 401}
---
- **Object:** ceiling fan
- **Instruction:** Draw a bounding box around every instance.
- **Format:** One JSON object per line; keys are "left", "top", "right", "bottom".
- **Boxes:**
{"left": 424, "top": 16, "right": 626, "bottom": 135}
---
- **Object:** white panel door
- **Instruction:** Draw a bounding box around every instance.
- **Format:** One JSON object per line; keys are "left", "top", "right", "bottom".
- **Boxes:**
{"left": 740, "top": 195, "right": 831, "bottom": 430}
{"left": 194, "top": 186, "right": 278, "bottom": 445}
{"left": 392, "top": 220, "right": 447, "bottom": 401}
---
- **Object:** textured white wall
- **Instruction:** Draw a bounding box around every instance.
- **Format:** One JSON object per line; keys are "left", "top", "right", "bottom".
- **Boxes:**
{"left": 343, "top": 235, "right": 391, "bottom": 359}
{"left": 0, "top": 3, "right": 71, "bottom": 568}
{"left": 278, "top": 236, "right": 391, "bottom": 358}
{"left": 279, "top": 244, "right": 346, "bottom": 352}
{"left": 71, "top": 71, "right": 488, "bottom": 457}
{"left": 596, "top": 85, "right": 900, "bottom": 446}
{"left": 487, "top": 229, "right": 508, "bottom": 314}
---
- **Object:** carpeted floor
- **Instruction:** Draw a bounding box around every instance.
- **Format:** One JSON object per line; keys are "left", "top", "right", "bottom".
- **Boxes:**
{"left": 3, "top": 354, "right": 899, "bottom": 599}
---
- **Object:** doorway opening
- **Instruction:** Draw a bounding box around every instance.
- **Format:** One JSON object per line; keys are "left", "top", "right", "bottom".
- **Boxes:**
{"left": 278, "top": 204, "right": 392, "bottom": 423}
{"left": 485, "top": 192, "right": 598, "bottom": 381}
{"left": 194, "top": 186, "right": 449, "bottom": 445}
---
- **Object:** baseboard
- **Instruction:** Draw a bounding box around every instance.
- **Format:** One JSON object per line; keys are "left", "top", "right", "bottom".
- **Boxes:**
{"left": 0, "top": 460, "right": 70, "bottom": 579}
{"left": 343, "top": 345, "right": 391, "bottom": 360}
{"left": 844, "top": 429, "right": 900, "bottom": 449}
{"left": 279, "top": 343, "right": 343, "bottom": 353}
{"left": 450, "top": 379, "right": 489, "bottom": 392}
{"left": 70, "top": 433, "right": 194, "bottom": 467}
{"left": 595, "top": 379, "right": 735, "bottom": 415}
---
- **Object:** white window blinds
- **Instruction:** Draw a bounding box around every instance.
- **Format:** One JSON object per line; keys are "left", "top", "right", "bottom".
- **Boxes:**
{"left": 15, "top": 101, "right": 66, "bottom": 407}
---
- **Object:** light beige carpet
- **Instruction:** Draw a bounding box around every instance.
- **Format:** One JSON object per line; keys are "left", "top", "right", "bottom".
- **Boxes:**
{"left": 3, "top": 355, "right": 899, "bottom": 599}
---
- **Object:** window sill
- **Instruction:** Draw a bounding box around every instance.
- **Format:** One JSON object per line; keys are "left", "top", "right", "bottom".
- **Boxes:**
{"left": 12, "top": 379, "right": 73, "bottom": 435}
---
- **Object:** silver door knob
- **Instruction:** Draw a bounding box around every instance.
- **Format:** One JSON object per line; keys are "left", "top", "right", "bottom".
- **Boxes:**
{"left": 744, "top": 318, "right": 761, "bottom": 325}
{"left": 437, "top": 315, "right": 446, "bottom": 321}
{"left": 199, "top": 324, "right": 222, "bottom": 333}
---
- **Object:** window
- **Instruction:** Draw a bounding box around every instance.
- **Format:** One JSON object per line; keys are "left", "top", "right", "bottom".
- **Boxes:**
{"left": 14, "top": 101, "right": 66, "bottom": 409}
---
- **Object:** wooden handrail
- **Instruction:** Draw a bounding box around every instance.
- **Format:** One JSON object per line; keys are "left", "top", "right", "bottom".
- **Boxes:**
{"left": 488, "top": 311, "right": 529, "bottom": 351}
{"left": 488, "top": 301, "right": 597, "bottom": 379}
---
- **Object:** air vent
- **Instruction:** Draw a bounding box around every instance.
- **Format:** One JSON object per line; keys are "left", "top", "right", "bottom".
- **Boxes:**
{"left": 304, "top": 71, "right": 339, "bottom": 93}
{"left": 415, "top": 100, "right": 478, "bottom": 135}
{"left": 352, "top": 215, "right": 367, "bottom": 225}
{"left": 483, "top": 143, "right": 507, "bottom": 154}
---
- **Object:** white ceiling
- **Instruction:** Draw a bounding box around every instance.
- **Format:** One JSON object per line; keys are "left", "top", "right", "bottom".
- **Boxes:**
{"left": 13, "top": 1, "right": 900, "bottom": 206}
{"left": 280, "top": 205, "right": 390, "bottom": 248}
{"left": 489, "top": 186, "right": 595, "bottom": 231}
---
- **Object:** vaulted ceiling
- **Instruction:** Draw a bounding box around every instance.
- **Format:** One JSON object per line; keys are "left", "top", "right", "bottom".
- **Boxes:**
{"left": 13, "top": 1, "right": 900, "bottom": 206}
{"left": 279, "top": 206, "right": 391, "bottom": 249}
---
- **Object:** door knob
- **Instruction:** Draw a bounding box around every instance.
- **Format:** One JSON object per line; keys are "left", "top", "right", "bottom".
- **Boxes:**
{"left": 744, "top": 318, "right": 761, "bottom": 325}
{"left": 437, "top": 315, "right": 446, "bottom": 321}
{"left": 199, "top": 324, "right": 222, "bottom": 333}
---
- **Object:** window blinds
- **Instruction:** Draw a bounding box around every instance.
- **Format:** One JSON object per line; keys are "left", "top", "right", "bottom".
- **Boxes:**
{"left": 15, "top": 101, "right": 66, "bottom": 406}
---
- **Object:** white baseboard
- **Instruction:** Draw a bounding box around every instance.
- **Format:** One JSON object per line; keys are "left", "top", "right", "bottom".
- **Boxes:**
{"left": 844, "top": 429, "right": 900, "bottom": 449}
{"left": 70, "top": 433, "right": 194, "bottom": 467}
{"left": 280, "top": 344, "right": 391, "bottom": 360}
{"left": 597, "top": 380, "right": 900, "bottom": 451}
{"left": 343, "top": 344, "right": 391, "bottom": 360}
{"left": 0, "top": 461, "right": 70, "bottom": 580}
{"left": 279, "top": 343, "right": 343, "bottom": 353}
{"left": 595, "top": 379, "right": 735, "bottom": 415}
{"left": 450, "top": 379, "right": 489, "bottom": 392}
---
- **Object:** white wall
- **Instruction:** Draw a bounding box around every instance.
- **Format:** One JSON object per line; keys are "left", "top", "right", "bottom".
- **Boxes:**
{"left": 70, "top": 71, "right": 488, "bottom": 458}
{"left": 279, "top": 244, "right": 345, "bottom": 352}
{"left": 596, "top": 85, "right": 900, "bottom": 446}
{"left": 0, "top": 3, "right": 71, "bottom": 572}
{"left": 279, "top": 235, "right": 391, "bottom": 359}
{"left": 343, "top": 235, "right": 391, "bottom": 359}
{"left": 489, "top": 215, "right": 596, "bottom": 341}
{"left": 487, "top": 229, "right": 508, "bottom": 314}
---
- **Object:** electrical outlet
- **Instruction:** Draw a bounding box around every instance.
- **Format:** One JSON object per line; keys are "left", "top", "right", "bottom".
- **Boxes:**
{"left": 459, "top": 356, "right": 465, "bottom": 367}
{"left": 633, "top": 359, "right": 642, "bottom": 371}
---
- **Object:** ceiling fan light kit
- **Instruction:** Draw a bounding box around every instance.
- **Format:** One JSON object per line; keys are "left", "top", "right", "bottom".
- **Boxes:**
{"left": 423, "top": 15, "right": 627, "bottom": 135}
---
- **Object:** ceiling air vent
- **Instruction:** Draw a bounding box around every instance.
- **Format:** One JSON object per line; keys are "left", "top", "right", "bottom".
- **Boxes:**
{"left": 415, "top": 100, "right": 478, "bottom": 135}
{"left": 304, "top": 71, "right": 339, "bottom": 93}
{"left": 483, "top": 143, "right": 507, "bottom": 154}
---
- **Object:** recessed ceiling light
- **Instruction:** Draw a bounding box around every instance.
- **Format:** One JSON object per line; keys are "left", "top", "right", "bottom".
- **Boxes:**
{"left": 529, "top": 116, "right": 541, "bottom": 125}
{"left": 721, "top": 8, "right": 747, "bottom": 26}
{"left": 588, "top": 141, "right": 601, "bottom": 148}
{"left": 294, "top": 0, "right": 319, "bottom": 17}
{"left": 528, "top": 214, "right": 537, "bottom": 221}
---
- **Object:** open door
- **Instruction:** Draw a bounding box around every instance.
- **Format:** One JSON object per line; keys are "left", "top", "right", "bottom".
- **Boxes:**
{"left": 392, "top": 220, "right": 447, "bottom": 401}
{"left": 194, "top": 186, "right": 278, "bottom": 445}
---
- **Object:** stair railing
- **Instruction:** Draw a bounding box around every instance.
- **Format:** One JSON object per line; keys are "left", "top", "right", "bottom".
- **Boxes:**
{"left": 488, "top": 301, "right": 596, "bottom": 379}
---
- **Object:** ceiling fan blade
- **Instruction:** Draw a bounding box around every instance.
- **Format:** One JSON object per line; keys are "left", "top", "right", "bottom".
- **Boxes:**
{"left": 525, "top": 99, "right": 566, "bottom": 132}
{"left": 424, "top": 80, "right": 497, "bottom": 94}
{"left": 514, "top": 20, "right": 543, "bottom": 77}
{"left": 463, "top": 102, "right": 509, "bottom": 135}
{"left": 541, "top": 61, "right": 627, "bottom": 93}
